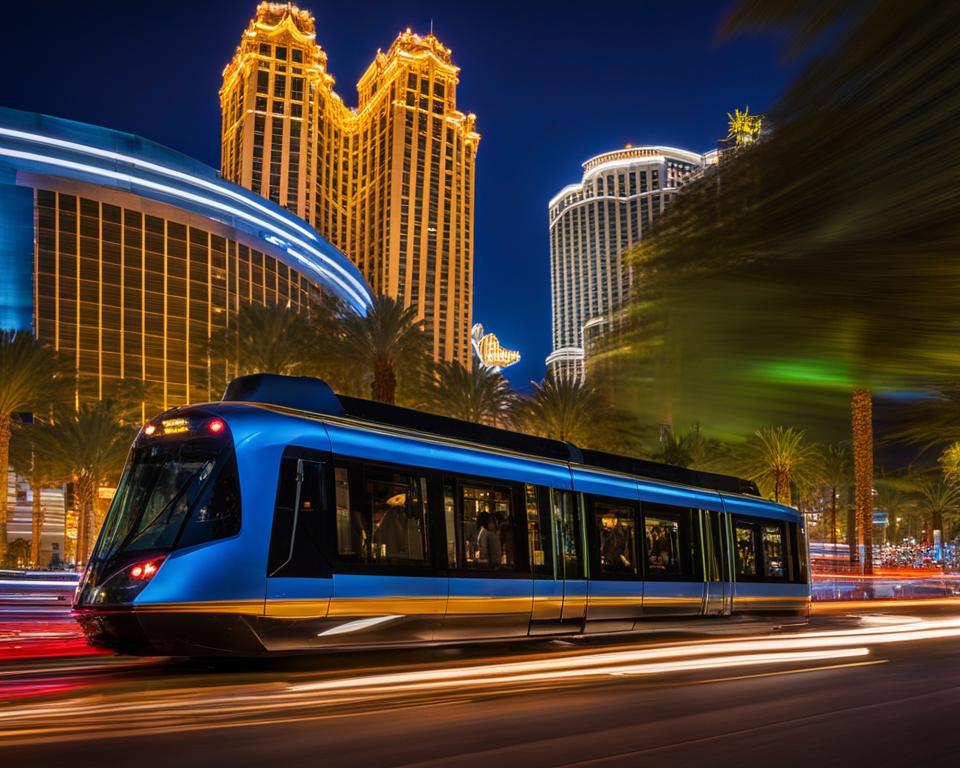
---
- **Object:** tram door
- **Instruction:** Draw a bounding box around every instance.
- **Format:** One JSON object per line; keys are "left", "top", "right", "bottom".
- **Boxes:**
{"left": 556, "top": 489, "right": 588, "bottom": 627}
{"left": 530, "top": 488, "right": 586, "bottom": 634}
{"left": 262, "top": 452, "right": 334, "bottom": 650}
{"left": 702, "top": 509, "right": 732, "bottom": 616}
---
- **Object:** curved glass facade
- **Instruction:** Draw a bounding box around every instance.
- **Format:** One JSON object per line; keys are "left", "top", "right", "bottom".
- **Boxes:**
{"left": 0, "top": 106, "right": 373, "bottom": 413}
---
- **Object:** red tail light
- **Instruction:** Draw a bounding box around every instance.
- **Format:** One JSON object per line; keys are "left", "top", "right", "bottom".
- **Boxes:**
{"left": 129, "top": 557, "right": 165, "bottom": 581}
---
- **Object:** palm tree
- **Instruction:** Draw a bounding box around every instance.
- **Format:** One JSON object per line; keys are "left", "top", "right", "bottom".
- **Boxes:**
{"left": 0, "top": 330, "right": 72, "bottom": 562}
{"left": 209, "top": 303, "right": 314, "bottom": 385}
{"left": 610, "top": 1, "right": 960, "bottom": 571}
{"left": 734, "top": 426, "right": 822, "bottom": 506}
{"left": 874, "top": 473, "right": 910, "bottom": 545}
{"left": 9, "top": 421, "right": 69, "bottom": 567}
{"left": 912, "top": 473, "right": 960, "bottom": 545}
{"left": 518, "top": 375, "right": 639, "bottom": 452}
{"left": 428, "top": 361, "right": 515, "bottom": 427}
{"left": 49, "top": 401, "right": 134, "bottom": 564}
{"left": 819, "top": 444, "right": 852, "bottom": 549}
{"left": 652, "top": 423, "right": 724, "bottom": 470}
{"left": 339, "top": 295, "right": 430, "bottom": 405}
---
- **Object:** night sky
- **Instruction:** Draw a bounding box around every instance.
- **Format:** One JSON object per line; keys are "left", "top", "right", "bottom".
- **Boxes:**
{"left": 3, "top": 1, "right": 797, "bottom": 389}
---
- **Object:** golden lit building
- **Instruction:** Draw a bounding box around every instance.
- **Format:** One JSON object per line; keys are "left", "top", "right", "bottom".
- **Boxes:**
{"left": 221, "top": 3, "right": 480, "bottom": 366}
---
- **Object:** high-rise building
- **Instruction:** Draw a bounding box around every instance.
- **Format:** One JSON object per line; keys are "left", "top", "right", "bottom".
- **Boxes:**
{"left": 221, "top": 3, "right": 480, "bottom": 366}
{"left": 546, "top": 146, "right": 703, "bottom": 382}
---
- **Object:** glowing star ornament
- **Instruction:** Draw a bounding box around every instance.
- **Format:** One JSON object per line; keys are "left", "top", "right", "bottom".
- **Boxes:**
{"left": 726, "top": 106, "right": 764, "bottom": 146}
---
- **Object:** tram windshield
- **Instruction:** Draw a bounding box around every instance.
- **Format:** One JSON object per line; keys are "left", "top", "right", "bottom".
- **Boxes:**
{"left": 92, "top": 435, "right": 241, "bottom": 563}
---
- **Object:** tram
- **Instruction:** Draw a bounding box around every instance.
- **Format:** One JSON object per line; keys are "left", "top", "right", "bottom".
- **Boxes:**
{"left": 75, "top": 374, "right": 810, "bottom": 656}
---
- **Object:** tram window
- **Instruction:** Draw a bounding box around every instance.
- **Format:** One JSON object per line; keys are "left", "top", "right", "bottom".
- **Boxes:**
{"left": 333, "top": 465, "right": 431, "bottom": 566}
{"left": 444, "top": 482, "right": 458, "bottom": 569}
{"left": 554, "top": 490, "right": 582, "bottom": 579}
{"left": 459, "top": 483, "right": 518, "bottom": 571}
{"left": 268, "top": 456, "right": 327, "bottom": 578}
{"left": 644, "top": 513, "right": 683, "bottom": 578}
{"left": 734, "top": 522, "right": 759, "bottom": 578}
{"left": 525, "top": 484, "right": 552, "bottom": 576}
{"left": 703, "top": 510, "right": 722, "bottom": 582}
{"left": 761, "top": 522, "right": 786, "bottom": 578}
{"left": 178, "top": 451, "right": 242, "bottom": 548}
{"left": 366, "top": 470, "right": 430, "bottom": 565}
{"left": 592, "top": 500, "right": 638, "bottom": 577}
{"left": 791, "top": 522, "right": 809, "bottom": 583}
{"left": 334, "top": 467, "right": 354, "bottom": 556}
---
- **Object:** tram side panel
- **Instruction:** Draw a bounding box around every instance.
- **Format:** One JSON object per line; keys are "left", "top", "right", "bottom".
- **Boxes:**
{"left": 321, "top": 420, "right": 571, "bottom": 643}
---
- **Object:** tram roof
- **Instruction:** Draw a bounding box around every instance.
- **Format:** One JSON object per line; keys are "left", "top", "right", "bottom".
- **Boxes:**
{"left": 221, "top": 373, "right": 760, "bottom": 497}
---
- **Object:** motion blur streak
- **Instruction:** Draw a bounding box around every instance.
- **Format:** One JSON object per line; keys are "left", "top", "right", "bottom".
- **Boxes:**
{"left": 814, "top": 598, "right": 960, "bottom": 612}
{"left": 289, "top": 614, "right": 960, "bottom": 695}
{"left": 6, "top": 614, "right": 960, "bottom": 746}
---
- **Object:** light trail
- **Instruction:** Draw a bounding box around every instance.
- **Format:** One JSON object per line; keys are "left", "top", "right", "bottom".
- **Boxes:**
{"left": 3, "top": 613, "right": 960, "bottom": 746}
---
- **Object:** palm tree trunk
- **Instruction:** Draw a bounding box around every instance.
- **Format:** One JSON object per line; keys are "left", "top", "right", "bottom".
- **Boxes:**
{"left": 852, "top": 388, "right": 874, "bottom": 573}
{"left": 932, "top": 509, "right": 943, "bottom": 535}
{"left": 77, "top": 474, "right": 96, "bottom": 565}
{"left": 30, "top": 479, "right": 44, "bottom": 567}
{"left": 774, "top": 470, "right": 791, "bottom": 505}
{"left": 0, "top": 414, "right": 10, "bottom": 563}
{"left": 372, "top": 357, "right": 397, "bottom": 405}
{"left": 847, "top": 503, "right": 858, "bottom": 566}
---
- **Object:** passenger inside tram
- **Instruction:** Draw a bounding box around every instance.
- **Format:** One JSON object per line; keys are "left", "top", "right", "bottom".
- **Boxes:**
{"left": 475, "top": 511, "right": 502, "bottom": 568}
{"left": 599, "top": 510, "right": 633, "bottom": 574}
{"left": 645, "top": 517, "right": 681, "bottom": 576}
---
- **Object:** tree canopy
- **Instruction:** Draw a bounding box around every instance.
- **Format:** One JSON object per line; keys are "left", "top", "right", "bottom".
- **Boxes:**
{"left": 613, "top": 0, "right": 960, "bottom": 438}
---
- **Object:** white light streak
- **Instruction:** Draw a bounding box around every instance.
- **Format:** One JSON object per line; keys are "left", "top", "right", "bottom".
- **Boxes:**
{"left": 0, "top": 146, "right": 372, "bottom": 312}
{"left": 318, "top": 615, "right": 403, "bottom": 636}
{"left": 0, "top": 126, "right": 318, "bottom": 243}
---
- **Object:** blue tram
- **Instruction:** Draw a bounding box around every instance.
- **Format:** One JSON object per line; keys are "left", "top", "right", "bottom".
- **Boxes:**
{"left": 75, "top": 375, "right": 810, "bottom": 656}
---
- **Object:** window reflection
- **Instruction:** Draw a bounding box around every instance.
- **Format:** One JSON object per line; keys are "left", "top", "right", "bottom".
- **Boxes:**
{"left": 645, "top": 516, "right": 682, "bottom": 577}
{"left": 762, "top": 524, "right": 786, "bottom": 578}
{"left": 460, "top": 484, "right": 516, "bottom": 570}
{"left": 735, "top": 523, "right": 758, "bottom": 577}
{"left": 334, "top": 466, "right": 429, "bottom": 566}
{"left": 525, "top": 484, "right": 548, "bottom": 573}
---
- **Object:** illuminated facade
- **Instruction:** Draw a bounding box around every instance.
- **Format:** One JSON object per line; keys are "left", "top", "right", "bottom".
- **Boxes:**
{"left": 471, "top": 323, "right": 520, "bottom": 370}
{"left": 221, "top": 3, "right": 480, "bottom": 366}
{"left": 547, "top": 146, "right": 703, "bottom": 381}
{"left": 0, "top": 107, "right": 372, "bottom": 555}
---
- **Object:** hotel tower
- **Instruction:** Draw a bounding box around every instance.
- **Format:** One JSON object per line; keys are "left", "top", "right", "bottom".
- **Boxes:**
{"left": 221, "top": 3, "right": 480, "bottom": 365}
{"left": 547, "top": 146, "right": 704, "bottom": 382}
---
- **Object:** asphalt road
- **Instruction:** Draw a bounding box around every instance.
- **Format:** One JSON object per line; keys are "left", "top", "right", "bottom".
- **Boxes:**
{"left": 3, "top": 605, "right": 960, "bottom": 767}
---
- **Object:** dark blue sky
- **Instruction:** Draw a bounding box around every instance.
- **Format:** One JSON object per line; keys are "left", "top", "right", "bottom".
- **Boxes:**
{"left": 3, "top": 1, "right": 796, "bottom": 389}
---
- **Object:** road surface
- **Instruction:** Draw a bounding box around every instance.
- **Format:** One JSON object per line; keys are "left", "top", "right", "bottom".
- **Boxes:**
{"left": 2, "top": 604, "right": 960, "bottom": 767}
